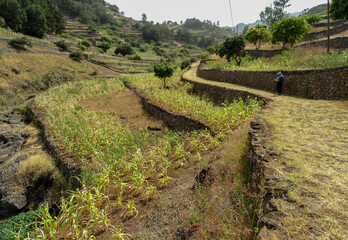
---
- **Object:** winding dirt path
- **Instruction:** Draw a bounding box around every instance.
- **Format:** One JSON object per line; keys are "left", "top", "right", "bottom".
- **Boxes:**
{"left": 184, "top": 63, "right": 348, "bottom": 240}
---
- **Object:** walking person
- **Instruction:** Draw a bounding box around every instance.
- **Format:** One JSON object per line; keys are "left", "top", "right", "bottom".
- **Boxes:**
{"left": 275, "top": 72, "right": 284, "bottom": 95}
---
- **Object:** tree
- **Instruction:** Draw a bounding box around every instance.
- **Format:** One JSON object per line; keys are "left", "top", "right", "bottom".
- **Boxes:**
{"left": 307, "top": 14, "right": 322, "bottom": 25}
{"left": 244, "top": 24, "right": 271, "bottom": 49}
{"left": 153, "top": 62, "right": 175, "bottom": 88}
{"left": 0, "top": 0, "right": 26, "bottom": 31}
{"left": 242, "top": 25, "right": 249, "bottom": 35}
{"left": 115, "top": 43, "right": 134, "bottom": 56}
{"left": 142, "top": 13, "right": 147, "bottom": 22}
{"left": 217, "top": 36, "right": 245, "bottom": 66}
{"left": 271, "top": 17, "right": 311, "bottom": 48}
{"left": 260, "top": 0, "right": 291, "bottom": 28}
{"left": 330, "top": 0, "right": 348, "bottom": 20}
{"left": 23, "top": 4, "right": 47, "bottom": 38}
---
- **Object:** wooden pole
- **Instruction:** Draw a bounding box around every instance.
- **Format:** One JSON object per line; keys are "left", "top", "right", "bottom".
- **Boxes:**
{"left": 327, "top": 0, "right": 330, "bottom": 53}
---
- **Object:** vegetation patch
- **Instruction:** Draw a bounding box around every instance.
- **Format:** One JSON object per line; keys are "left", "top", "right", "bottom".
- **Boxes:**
{"left": 206, "top": 48, "right": 348, "bottom": 71}
{"left": 24, "top": 69, "right": 263, "bottom": 238}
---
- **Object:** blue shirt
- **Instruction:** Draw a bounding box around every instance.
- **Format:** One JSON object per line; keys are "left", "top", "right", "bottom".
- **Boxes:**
{"left": 277, "top": 75, "right": 284, "bottom": 83}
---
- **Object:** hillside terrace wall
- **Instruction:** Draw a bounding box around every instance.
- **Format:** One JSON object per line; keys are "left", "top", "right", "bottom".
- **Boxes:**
{"left": 197, "top": 61, "right": 348, "bottom": 100}
{"left": 129, "top": 87, "right": 213, "bottom": 133}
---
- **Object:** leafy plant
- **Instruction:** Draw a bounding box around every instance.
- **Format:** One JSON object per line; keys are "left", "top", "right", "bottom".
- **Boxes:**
{"left": 115, "top": 43, "right": 134, "bottom": 56}
{"left": 271, "top": 16, "right": 311, "bottom": 48}
{"left": 217, "top": 36, "right": 245, "bottom": 66}
{"left": 244, "top": 24, "right": 271, "bottom": 49}
{"left": 8, "top": 37, "right": 33, "bottom": 49}
{"left": 153, "top": 62, "right": 175, "bottom": 88}
{"left": 69, "top": 51, "right": 84, "bottom": 62}
{"left": 55, "top": 40, "right": 70, "bottom": 52}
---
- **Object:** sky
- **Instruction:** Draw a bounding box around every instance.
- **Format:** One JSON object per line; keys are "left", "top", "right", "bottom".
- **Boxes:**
{"left": 109, "top": 0, "right": 326, "bottom": 27}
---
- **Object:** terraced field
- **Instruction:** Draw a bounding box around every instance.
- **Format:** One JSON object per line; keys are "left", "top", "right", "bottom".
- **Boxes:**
{"left": 183, "top": 62, "right": 348, "bottom": 240}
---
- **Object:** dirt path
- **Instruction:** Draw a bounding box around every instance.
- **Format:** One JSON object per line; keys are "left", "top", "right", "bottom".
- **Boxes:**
{"left": 184, "top": 63, "right": 348, "bottom": 239}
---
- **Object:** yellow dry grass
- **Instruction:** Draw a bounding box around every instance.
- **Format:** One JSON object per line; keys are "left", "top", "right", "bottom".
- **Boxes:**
{"left": 184, "top": 63, "right": 348, "bottom": 239}
{"left": 0, "top": 53, "right": 96, "bottom": 108}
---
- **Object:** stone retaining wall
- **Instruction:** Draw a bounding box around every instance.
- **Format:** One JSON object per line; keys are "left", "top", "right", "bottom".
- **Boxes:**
{"left": 27, "top": 101, "right": 82, "bottom": 188}
{"left": 181, "top": 75, "right": 271, "bottom": 104}
{"left": 130, "top": 87, "right": 213, "bottom": 133}
{"left": 249, "top": 117, "right": 290, "bottom": 239}
{"left": 198, "top": 61, "right": 348, "bottom": 100}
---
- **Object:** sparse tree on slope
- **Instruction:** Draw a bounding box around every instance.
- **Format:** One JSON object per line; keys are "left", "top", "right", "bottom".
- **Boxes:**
{"left": 153, "top": 62, "right": 174, "bottom": 88}
{"left": 271, "top": 17, "right": 311, "bottom": 48}
{"left": 217, "top": 36, "right": 245, "bottom": 66}
{"left": 260, "top": 0, "right": 291, "bottom": 28}
{"left": 244, "top": 24, "right": 271, "bottom": 49}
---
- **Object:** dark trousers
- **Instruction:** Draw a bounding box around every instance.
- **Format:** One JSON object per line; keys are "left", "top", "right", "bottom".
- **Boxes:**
{"left": 276, "top": 82, "right": 283, "bottom": 95}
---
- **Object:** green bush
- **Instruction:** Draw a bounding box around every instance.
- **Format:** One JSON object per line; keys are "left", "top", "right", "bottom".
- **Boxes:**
{"left": 127, "top": 54, "right": 142, "bottom": 60}
{"left": 181, "top": 60, "right": 191, "bottom": 70}
{"left": 97, "top": 42, "right": 111, "bottom": 53}
{"left": 80, "top": 40, "right": 92, "bottom": 48}
{"left": 55, "top": 40, "right": 70, "bottom": 52}
{"left": 139, "top": 46, "right": 146, "bottom": 52}
{"left": 79, "top": 45, "right": 87, "bottom": 51}
{"left": 0, "top": 210, "right": 41, "bottom": 240}
{"left": 69, "top": 51, "right": 84, "bottom": 62}
{"left": 8, "top": 37, "right": 33, "bottom": 49}
{"left": 198, "top": 51, "right": 210, "bottom": 59}
{"left": 115, "top": 43, "right": 134, "bottom": 56}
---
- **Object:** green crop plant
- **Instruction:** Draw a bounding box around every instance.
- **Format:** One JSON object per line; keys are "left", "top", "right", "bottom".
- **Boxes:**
{"left": 30, "top": 68, "right": 263, "bottom": 238}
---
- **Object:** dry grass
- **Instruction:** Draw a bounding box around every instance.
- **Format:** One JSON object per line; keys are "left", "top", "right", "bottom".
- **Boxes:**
{"left": 17, "top": 155, "right": 56, "bottom": 186}
{"left": 0, "top": 54, "right": 97, "bottom": 108}
{"left": 185, "top": 63, "right": 348, "bottom": 239}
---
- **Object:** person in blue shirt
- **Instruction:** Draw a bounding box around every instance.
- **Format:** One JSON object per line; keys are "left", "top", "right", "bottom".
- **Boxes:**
{"left": 275, "top": 72, "right": 284, "bottom": 95}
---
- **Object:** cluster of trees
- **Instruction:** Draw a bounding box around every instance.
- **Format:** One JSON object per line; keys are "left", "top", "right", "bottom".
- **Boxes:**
{"left": 55, "top": 0, "right": 115, "bottom": 26}
{"left": 0, "top": 0, "right": 65, "bottom": 38}
{"left": 244, "top": 15, "right": 313, "bottom": 50}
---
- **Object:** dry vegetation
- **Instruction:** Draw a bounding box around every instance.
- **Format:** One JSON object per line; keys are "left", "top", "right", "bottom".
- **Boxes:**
{"left": 184, "top": 63, "right": 348, "bottom": 239}
{"left": 0, "top": 53, "right": 98, "bottom": 109}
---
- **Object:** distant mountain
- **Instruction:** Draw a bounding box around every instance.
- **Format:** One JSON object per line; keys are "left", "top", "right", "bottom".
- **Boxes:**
{"left": 305, "top": 4, "right": 327, "bottom": 16}
{"left": 223, "top": 4, "right": 326, "bottom": 34}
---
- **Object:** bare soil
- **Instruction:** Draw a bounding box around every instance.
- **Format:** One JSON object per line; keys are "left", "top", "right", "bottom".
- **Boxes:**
{"left": 80, "top": 90, "right": 165, "bottom": 133}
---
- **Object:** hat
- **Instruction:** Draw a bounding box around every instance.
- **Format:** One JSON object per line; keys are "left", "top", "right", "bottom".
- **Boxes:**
{"left": 277, "top": 72, "right": 282, "bottom": 76}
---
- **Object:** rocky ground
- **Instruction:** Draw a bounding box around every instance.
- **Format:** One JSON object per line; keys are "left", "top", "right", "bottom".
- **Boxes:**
{"left": 0, "top": 108, "right": 59, "bottom": 219}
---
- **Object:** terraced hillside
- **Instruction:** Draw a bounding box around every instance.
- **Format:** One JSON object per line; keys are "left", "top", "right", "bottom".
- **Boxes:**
{"left": 183, "top": 62, "right": 348, "bottom": 240}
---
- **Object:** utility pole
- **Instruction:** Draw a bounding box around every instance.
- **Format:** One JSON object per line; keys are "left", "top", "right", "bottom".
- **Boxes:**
{"left": 327, "top": 0, "right": 330, "bottom": 53}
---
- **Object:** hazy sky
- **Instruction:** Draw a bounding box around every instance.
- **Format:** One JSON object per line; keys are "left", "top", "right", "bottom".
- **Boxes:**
{"left": 109, "top": 0, "right": 326, "bottom": 26}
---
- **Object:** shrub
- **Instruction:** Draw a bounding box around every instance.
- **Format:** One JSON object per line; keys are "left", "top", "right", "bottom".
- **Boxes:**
{"left": 8, "top": 37, "right": 33, "bottom": 49}
{"left": 97, "top": 42, "right": 111, "bottom": 53}
{"left": 198, "top": 51, "right": 210, "bottom": 59}
{"left": 139, "top": 46, "right": 146, "bottom": 52}
{"left": 17, "top": 155, "right": 56, "bottom": 186}
{"left": 55, "top": 40, "right": 70, "bottom": 52}
{"left": 115, "top": 43, "right": 134, "bottom": 56}
{"left": 80, "top": 39, "right": 92, "bottom": 48}
{"left": 181, "top": 60, "right": 191, "bottom": 70}
{"left": 79, "top": 45, "right": 87, "bottom": 51}
{"left": 69, "top": 51, "right": 84, "bottom": 62}
{"left": 127, "top": 54, "right": 142, "bottom": 60}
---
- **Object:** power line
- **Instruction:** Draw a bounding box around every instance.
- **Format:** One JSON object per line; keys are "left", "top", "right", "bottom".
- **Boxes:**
{"left": 228, "top": 0, "right": 234, "bottom": 29}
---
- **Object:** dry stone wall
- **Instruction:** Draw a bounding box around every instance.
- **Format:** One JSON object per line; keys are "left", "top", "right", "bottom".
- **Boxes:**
{"left": 197, "top": 62, "right": 348, "bottom": 100}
